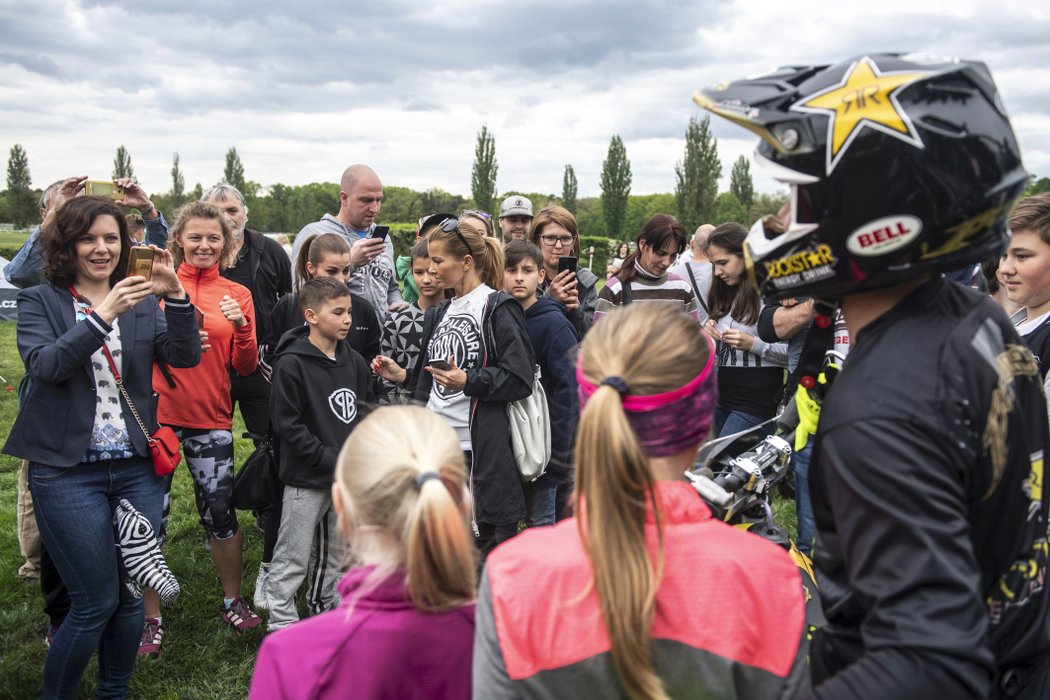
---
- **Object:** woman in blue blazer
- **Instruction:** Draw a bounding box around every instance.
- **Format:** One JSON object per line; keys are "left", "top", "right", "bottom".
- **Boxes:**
{"left": 4, "top": 187, "right": 200, "bottom": 699}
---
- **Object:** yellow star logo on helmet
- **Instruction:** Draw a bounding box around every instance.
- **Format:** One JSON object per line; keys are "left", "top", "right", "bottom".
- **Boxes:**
{"left": 793, "top": 56, "right": 930, "bottom": 175}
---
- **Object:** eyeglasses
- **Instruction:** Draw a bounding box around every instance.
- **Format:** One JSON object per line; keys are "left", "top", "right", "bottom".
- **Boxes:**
{"left": 460, "top": 209, "right": 492, "bottom": 220}
{"left": 540, "top": 234, "right": 576, "bottom": 247}
{"left": 437, "top": 216, "right": 476, "bottom": 257}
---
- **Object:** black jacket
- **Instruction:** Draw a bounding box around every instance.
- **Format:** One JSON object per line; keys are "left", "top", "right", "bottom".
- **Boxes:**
{"left": 269, "top": 326, "right": 373, "bottom": 489}
{"left": 524, "top": 297, "right": 579, "bottom": 474}
{"left": 220, "top": 229, "right": 292, "bottom": 346}
{"left": 261, "top": 290, "right": 381, "bottom": 381}
{"left": 807, "top": 278, "right": 1050, "bottom": 700}
{"left": 412, "top": 291, "right": 535, "bottom": 525}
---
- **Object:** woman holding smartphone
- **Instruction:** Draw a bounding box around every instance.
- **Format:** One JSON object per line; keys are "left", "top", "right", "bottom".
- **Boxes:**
{"left": 4, "top": 189, "right": 200, "bottom": 697}
{"left": 529, "top": 206, "right": 599, "bottom": 338}
{"left": 373, "top": 217, "right": 534, "bottom": 557}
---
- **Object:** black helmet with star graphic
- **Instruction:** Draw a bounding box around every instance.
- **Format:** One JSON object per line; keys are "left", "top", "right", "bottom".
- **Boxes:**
{"left": 694, "top": 53, "right": 1028, "bottom": 300}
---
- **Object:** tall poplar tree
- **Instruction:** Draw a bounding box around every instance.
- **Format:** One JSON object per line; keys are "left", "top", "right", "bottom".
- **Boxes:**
{"left": 5, "top": 144, "right": 35, "bottom": 227}
{"left": 562, "top": 164, "right": 578, "bottom": 214}
{"left": 470, "top": 125, "right": 498, "bottom": 214}
{"left": 674, "top": 115, "right": 720, "bottom": 230}
{"left": 600, "top": 135, "right": 632, "bottom": 238}
{"left": 224, "top": 147, "right": 246, "bottom": 193}
{"left": 112, "top": 145, "right": 136, "bottom": 181}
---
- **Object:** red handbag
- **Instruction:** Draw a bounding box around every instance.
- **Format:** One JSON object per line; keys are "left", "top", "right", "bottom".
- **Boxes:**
{"left": 100, "top": 342, "right": 183, "bottom": 477}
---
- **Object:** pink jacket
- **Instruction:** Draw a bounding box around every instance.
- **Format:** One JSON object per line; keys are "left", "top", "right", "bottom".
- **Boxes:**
{"left": 250, "top": 566, "right": 475, "bottom": 700}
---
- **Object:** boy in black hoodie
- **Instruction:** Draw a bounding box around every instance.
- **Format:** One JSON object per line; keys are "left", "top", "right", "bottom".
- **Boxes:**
{"left": 266, "top": 277, "right": 373, "bottom": 631}
{"left": 504, "top": 240, "right": 579, "bottom": 525}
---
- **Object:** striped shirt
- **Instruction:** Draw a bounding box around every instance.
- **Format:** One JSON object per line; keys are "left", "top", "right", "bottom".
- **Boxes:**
{"left": 594, "top": 269, "right": 701, "bottom": 324}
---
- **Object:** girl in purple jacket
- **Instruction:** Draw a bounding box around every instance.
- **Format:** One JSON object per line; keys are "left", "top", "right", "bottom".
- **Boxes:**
{"left": 249, "top": 405, "right": 476, "bottom": 700}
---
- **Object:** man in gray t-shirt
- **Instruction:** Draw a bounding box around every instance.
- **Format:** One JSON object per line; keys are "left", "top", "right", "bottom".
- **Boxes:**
{"left": 670, "top": 223, "right": 715, "bottom": 324}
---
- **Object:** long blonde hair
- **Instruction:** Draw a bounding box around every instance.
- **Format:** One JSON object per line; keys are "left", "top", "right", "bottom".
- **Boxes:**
{"left": 575, "top": 304, "right": 711, "bottom": 700}
{"left": 335, "top": 405, "right": 476, "bottom": 610}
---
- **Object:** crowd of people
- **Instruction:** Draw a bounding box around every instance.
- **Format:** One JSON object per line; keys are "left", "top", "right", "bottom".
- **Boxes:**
{"left": 5, "top": 51, "right": 1050, "bottom": 700}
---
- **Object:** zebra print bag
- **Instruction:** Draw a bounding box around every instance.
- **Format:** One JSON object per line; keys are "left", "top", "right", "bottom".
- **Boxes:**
{"left": 113, "top": 498, "right": 180, "bottom": 604}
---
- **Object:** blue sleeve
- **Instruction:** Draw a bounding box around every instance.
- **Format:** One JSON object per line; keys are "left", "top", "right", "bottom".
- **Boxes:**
{"left": 544, "top": 325, "right": 579, "bottom": 467}
{"left": 4, "top": 226, "right": 44, "bottom": 289}
{"left": 144, "top": 213, "right": 169, "bottom": 248}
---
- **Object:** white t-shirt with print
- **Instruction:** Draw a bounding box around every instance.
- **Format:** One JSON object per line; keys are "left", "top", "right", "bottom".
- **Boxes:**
{"left": 426, "top": 284, "right": 493, "bottom": 449}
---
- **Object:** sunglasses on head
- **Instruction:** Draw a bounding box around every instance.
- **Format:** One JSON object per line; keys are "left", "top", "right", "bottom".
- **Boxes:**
{"left": 461, "top": 209, "right": 492, "bottom": 220}
{"left": 435, "top": 217, "right": 476, "bottom": 258}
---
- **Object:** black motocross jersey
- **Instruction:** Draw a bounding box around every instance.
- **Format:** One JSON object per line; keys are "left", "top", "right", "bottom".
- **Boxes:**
{"left": 807, "top": 277, "right": 1050, "bottom": 699}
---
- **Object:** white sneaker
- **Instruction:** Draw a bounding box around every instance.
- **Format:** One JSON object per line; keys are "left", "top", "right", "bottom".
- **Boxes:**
{"left": 253, "top": 563, "right": 270, "bottom": 611}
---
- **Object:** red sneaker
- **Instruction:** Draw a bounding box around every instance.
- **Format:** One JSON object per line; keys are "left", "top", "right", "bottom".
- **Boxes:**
{"left": 221, "top": 596, "right": 261, "bottom": 635}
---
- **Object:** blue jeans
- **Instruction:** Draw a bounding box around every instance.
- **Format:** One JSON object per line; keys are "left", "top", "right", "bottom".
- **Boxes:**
{"left": 29, "top": 457, "right": 163, "bottom": 700}
{"left": 793, "top": 441, "right": 815, "bottom": 557}
{"left": 714, "top": 407, "right": 773, "bottom": 439}
{"left": 524, "top": 473, "right": 558, "bottom": 528}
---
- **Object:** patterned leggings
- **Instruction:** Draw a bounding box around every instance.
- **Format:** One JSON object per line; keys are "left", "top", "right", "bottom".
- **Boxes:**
{"left": 159, "top": 428, "right": 239, "bottom": 541}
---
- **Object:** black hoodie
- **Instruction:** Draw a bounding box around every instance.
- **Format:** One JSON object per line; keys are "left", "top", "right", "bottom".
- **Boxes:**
{"left": 524, "top": 296, "right": 579, "bottom": 475}
{"left": 269, "top": 325, "right": 374, "bottom": 489}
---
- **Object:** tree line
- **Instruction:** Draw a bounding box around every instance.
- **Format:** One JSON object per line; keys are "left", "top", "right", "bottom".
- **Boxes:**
{"left": 8, "top": 129, "right": 1050, "bottom": 236}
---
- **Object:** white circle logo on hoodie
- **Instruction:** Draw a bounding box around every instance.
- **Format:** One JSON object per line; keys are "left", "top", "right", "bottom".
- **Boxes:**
{"left": 328, "top": 388, "right": 358, "bottom": 425}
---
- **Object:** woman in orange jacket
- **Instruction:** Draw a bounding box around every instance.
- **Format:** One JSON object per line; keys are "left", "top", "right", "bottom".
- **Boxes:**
{"left": 143, "top": 201, "right": 260, "bottom": 656}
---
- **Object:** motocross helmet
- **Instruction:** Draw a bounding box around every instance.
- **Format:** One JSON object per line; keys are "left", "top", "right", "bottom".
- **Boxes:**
{"left": 693, "top": 53, "right": 1028, "bottom": 300}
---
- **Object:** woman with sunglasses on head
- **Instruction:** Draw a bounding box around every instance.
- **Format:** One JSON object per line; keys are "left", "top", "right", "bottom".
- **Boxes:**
{"left": 529, "top": 206, "right": 599, "bottom": 338}
{"left": 594, "top": 214, "right": 701, "bottom": 324}
{"left": 372, "top": 216, "right": 534, "bottom": 557}
{"left": 4, "top": 186, "right": 200, "bottom": 698}
{"left": 460, "top": 209, "right": 495, "bottom": 238}
{"left": 473, "top": 304, "right": 807, "bottom": 699}
{"left": 703, "top": 222, "right": 788, "bottom": 438}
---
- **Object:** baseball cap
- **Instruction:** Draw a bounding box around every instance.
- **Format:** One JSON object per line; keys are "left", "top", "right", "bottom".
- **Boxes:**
{"left": 499, "top": 196, "right": 533, "bottom": 218}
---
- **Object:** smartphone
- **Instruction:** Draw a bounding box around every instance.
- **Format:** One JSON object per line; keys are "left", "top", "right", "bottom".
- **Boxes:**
{"left": 195, "top": 307, "right": 205, "bottom": 328}
{"left": 369, "top": 225, "right": 390, "bottom": 241}
{"left": 85, "top": 180, "right": 124, "bottom": 200}
{"left": 558, "top": 256, "right": 578, "bottom": 275}
{"left": 428, "top": 358, "right": 452, "bottom": 371}
{"left": 124, "top": 246, "right": 154, "bottom": 280}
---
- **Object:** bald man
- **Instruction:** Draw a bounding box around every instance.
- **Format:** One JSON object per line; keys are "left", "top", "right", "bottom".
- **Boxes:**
{"left": 291, "top": 164, "right": 406, "bottom": 320}
{"left": 670, "top": 224, "right": 715, "bottom": 323}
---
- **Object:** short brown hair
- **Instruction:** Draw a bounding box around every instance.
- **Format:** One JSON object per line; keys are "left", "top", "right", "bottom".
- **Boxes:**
{"left": 168, "top": 201, "right": 236, "bottom": 270}
{"left": 43, "top": 196, "right": 133, "bottom": 288}
{"left": 1010, "top": 193, "right": 1050, "bottom": 245}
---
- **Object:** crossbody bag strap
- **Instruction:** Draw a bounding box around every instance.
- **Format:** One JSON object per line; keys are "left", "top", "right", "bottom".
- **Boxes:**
{"left": 685, "top": 264, "right": 710, "bottom": 314}
{"left": 67, "top": 283, "right": 154, "bottom": 444}
{"left": 99, "top": 342, "right": 153, "bottom": 444}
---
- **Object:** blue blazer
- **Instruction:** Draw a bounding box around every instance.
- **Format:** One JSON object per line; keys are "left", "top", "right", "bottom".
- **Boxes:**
{"left": 4, "top": 282, "right": 201, "bottom": 467}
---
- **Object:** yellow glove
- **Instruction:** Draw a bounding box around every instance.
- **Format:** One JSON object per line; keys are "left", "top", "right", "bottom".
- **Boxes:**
{"left": 794, "top": 373, "right": 828, "bottom": 452}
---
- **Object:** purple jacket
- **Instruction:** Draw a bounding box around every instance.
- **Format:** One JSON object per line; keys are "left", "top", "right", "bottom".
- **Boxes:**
{"left": 250, "top": 566, "right": 475, "bottom": 700}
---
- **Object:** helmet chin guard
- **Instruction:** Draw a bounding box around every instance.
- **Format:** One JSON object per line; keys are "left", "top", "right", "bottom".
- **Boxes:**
{"left": 695, "top": 53, "right": 1028, "bottom": 301}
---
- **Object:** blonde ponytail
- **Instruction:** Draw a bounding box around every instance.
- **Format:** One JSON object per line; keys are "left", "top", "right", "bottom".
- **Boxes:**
{"left": 574, "top": 304, "right": 711, "bottom": 700}
{"left": 335, "top": 406, "right": 476, "bottom": 611}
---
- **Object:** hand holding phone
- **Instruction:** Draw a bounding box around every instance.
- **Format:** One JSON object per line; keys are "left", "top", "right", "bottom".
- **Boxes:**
{"left": 428, "top": 358, "right": 452, "bottom": 371}
{"left": 124, "top": 246, "right": 155, "bottom": 281}
{"left": 558, "top": 256, "right": 578, "bottom": 275}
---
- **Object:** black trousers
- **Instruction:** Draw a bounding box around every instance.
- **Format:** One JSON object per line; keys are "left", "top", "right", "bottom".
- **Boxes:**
{"left": 230, "top": 368, "right": 271, "bottom": 445}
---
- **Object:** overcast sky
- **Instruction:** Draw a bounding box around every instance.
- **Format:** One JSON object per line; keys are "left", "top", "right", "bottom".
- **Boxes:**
{"left": 2, "top": 0, "right": 1048, "bottom": 203}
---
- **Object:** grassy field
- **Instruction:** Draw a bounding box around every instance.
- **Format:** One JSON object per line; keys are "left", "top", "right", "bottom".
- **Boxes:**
{"left": 0, "top": 317, "right": 799, "bottom": 698}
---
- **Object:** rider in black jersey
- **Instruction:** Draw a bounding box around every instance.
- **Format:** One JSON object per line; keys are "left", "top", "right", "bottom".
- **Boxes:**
{"left": 696, "top": 54, "right": 1050, "bottom": 699}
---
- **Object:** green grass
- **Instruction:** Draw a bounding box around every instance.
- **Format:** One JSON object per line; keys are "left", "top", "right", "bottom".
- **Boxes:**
{"left": 0, "top": 320, "right": 263, "bottom": 699}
